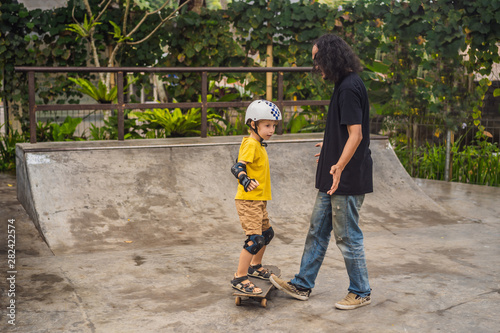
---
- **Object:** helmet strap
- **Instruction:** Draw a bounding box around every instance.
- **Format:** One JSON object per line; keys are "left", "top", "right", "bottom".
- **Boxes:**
{"left": 247, "top": 120, "right": 268, "bottom": 147}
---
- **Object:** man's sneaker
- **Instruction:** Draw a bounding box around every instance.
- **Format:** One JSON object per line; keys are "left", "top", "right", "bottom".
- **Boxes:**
{"left": 335, "top": 292, "right": 371, "bottom": 310}
{"left": 269, "top": 275, "right": 311, "bottom": 301}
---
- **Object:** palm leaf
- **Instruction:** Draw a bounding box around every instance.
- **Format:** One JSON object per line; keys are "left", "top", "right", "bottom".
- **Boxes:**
{"left": 68, "top": 77, "right": 100, "bottom": 101}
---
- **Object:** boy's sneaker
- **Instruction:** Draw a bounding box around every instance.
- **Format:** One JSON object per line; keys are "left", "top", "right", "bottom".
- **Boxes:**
{"left": 334, "top": 292, "right": 371, "bottom": 310}
{"left": 269, "top": 275, "right": 311, "bottom": 301}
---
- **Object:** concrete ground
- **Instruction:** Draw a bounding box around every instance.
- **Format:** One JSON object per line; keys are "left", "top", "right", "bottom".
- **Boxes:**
{"left": 1, "top": 138, "right": 500, "bottom": 332}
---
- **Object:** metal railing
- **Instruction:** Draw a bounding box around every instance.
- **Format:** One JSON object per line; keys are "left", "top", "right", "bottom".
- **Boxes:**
{"left": 15, "top": 66, "right": 330, "bottom": 143}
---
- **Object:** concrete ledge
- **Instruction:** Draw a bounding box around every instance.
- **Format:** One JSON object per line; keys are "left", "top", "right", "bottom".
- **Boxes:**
{"left": 18, "top": 133, "right": 388, "bottom": 152}
{"left": 15, "top": 133, "right": 450, "bottom": 255}
{"left": 15, "top": 134, "right": 323, "bottom": 254}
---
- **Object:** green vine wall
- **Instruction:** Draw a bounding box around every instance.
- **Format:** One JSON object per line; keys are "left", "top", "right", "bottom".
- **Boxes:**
{"left": 1, "top": 0, "right": 499, "bottom": 134}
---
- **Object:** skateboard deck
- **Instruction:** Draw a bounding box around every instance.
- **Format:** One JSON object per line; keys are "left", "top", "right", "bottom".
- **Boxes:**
{"left": 232, "top": 265, "right": 281, "bottom": 308}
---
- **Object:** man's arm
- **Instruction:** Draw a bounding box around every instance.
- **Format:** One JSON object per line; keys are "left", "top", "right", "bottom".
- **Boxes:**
{"left": 327, "top": 124, "right": 362, "bottom": 195}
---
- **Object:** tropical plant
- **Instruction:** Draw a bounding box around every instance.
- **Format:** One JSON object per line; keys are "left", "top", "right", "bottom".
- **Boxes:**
{"left": 0, "top": 124, "right": 27, "bottom": 172}
{"left": 89, "top": 110, "right": 143, "bottom": 140}
{"left": 132, "top": 106, "right": 221, "bottom": 138}
{"left": 68, "top": 76, "right": 138, "bottom": 103}
{"left": 89, "top": 123, "right": 108, "bottom": 140}
{"left": 203, "top": 82, "right": 244, "bottom": 136}
{"left": 451, "top": 147, "right": 500, "bottom": 186}
{"left": 65, "top": 14, "right": 102, "bottom": 42}
{"left": 284, "top": 106, "right": 327, "bottom": 134}
{"left": 35, "top": 120, "right": 53, "bottom": 142}
{"left": 68, "top": 77, "right": 117, "bottom": 103}
{"left": 209, "top": 109, "right": 247, "bottom": 136}
{"left": 286, "top": 112, "right": 309, "bottom": 134}
{"left": 31, "top": 116, "right": 84, "bottom": 142}
{"left": 392, "top": 131, "right": 500, "bottom": 186}
{"left": 47, "top": 116, "right": 85, "bottom": 141}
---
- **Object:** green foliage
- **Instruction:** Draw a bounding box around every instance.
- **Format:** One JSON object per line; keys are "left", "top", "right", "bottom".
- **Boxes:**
{"left": 129, "top": 84, "right": 234, "bottom": 138}
{"left": 2, "top": 0, "right": 500, "bottom": 154}
{"left": 160, "top": 8, "right": 249, "bottom": 101}
{"left": 89, "top": 123, "right": 108, "bottom": 140}
{"left": 68, "top": 76, "right": 138, "bottom": 103}
{"left": 392, "top": 133, "right": 500, "bottom": 186}
{"left": 131, "top": 106, "right": 220, "bottom": 138}
{"left": 229, "top": 0, "right": 328, "bottom": 57}
{"left": 285, "top": 107, "right": 326, "bottom": 134}
{"left": 89, "top": 110, "right": 143, "bottom": 140}
{"left": 33, "top": 114, "right": 142, "bottom": 142}
{"left": 108, "top": 20, "right": 132, "bottom": 44}
{"left": 347, "top": 0, "right": 500, "bottom": 132}
{"left": 286, "top": 112, "right": 309, "bottom": 134}
{"left": 65, "top": 14, "right": 101, "bottom": 40}
{"left": 68, "top": 77, "right": 118, "bottom": 103}
{"left": 0, "top": 125, "right": 27, "bottom": 172}
{"left": 85, "top": 84, "right": 245, "bottom": 140}
{"left": 451, "top": 147, "right": 500, "bottom": 187}
{"left": 35, "top": 120, "right": 52, "bottom": 142}
{"left": 204, "top": 84, "right": 248, "bottom": 136}
{"left": 1, "top": 0, "right": 88, "bottom": 125}
{"left": 32, "top": 116, "right": 85, "bottom": 142}
{"left": 43, "top": 116, "right": 84, "bottom": 141}
{"left": 228, "top": 0, "right": 333, "bottom": 100}
{"left": 49, "top": 117, "right": 83, "bottom": 141}
{"left": 209, "top": 115, "right": 247, "bottom": 136}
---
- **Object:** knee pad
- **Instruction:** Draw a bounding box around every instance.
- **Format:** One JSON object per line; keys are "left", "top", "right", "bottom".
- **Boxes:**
{"left": 263, "top": 227, "right": 274, "bottom": 245}
{"left": 243, "top": 235, "right": 265, "bottom": 255}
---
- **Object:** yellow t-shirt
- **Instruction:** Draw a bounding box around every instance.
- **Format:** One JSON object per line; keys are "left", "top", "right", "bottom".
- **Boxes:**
{"left": 235, "top": 137, "right": 272, "bottom": 201}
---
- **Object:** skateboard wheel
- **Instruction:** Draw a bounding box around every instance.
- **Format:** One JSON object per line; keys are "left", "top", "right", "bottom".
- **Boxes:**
{"left": 260, "top": 298, "right": 267, "bottom": 308}
{"left": 235, "top": 296, "right": 241, "bottom": 306}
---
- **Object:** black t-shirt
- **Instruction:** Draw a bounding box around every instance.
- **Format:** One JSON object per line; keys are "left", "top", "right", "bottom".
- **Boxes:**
{"left": 315, "top": 72, "right": 373, "bottom": 195}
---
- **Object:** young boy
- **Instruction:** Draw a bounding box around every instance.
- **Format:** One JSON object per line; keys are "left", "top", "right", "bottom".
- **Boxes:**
{"left": 230, "top": 100, "right": 282, "bottom": 294}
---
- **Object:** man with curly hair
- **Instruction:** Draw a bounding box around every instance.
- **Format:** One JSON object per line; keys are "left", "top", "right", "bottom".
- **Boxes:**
{"left": 270, "top": 34, "right": 373, "bottom": 310}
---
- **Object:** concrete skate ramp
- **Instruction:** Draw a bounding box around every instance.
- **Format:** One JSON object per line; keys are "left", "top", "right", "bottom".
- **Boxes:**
{"left": 16, "top": 133, "right": 457, "bottom": 255}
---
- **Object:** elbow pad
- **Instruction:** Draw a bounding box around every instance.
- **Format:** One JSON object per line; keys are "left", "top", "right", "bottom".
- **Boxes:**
{"left": 231, "top": 162, "right": 247, "bottom": 179}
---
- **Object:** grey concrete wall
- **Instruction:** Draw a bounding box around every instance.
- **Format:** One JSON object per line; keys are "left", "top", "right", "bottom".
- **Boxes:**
{"left": 16, "top": 133, "right": 456, "bottom": 255}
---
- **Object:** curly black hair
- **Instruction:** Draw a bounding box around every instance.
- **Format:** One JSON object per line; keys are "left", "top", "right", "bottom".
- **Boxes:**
{"left": 313, "top": 34, "right": 363, "bottom": 84}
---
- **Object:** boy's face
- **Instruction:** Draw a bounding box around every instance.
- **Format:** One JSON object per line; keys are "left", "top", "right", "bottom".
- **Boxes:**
{"left": 251, "top": 120, "right": 278, "bottom": 140}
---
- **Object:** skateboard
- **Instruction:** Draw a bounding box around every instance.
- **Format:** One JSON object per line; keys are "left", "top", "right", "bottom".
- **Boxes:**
{"left": 232, "top": 265, "right": 281, "bottom": 308}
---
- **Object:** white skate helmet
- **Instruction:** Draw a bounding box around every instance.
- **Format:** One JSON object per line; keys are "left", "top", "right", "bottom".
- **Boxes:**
{"left": 245, "top": 100, "right": 282, "bottom": 124}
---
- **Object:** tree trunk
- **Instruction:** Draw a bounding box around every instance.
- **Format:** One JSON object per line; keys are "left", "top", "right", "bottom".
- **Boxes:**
{"left": 153, "top": 75, "right": 169, "bottom": 103}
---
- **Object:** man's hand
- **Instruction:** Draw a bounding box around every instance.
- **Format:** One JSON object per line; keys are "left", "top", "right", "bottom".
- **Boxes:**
{"left": 315, "top": 142, "right": 323, "bottom": 163}
{"left": 327, "top": 124, "right": 362, "bottom": 195}
{"left": 327, "top": 164, "right": 343, "bottom": 195}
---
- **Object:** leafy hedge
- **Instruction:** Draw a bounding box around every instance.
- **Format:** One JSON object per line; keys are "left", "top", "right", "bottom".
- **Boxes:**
{"left": 1, "top": 0, "right": 499, "bottom": 137}
{"left": 393, "top": 131, "right": 500, "bottom": 186}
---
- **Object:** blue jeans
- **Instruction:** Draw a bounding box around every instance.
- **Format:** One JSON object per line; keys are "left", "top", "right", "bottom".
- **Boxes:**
{"left": 291, "top": 191, "right": 371, "bottom": 297}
